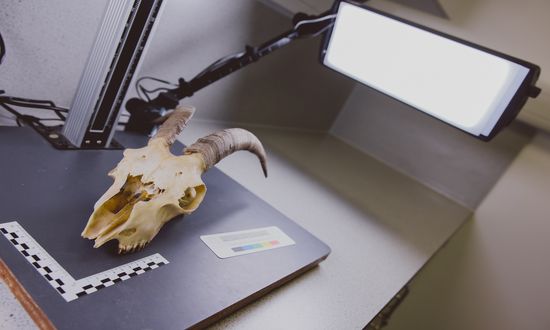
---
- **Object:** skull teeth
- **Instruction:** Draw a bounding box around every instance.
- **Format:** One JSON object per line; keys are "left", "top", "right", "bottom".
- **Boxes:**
{"left": 117, "top": 242, "right": 150, "bottom": 254}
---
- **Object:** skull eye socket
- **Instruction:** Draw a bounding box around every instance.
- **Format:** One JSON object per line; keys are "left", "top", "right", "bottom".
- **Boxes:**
{"left": 179, "top": 186, "right": 197, "bottom": 208}
{"left": 176, "top": 184, "right": 206, "bottom": 212}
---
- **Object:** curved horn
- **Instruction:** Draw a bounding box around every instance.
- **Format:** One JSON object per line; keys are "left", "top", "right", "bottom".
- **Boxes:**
{"left": 183, "top": 128, "right": 268, "bottom": 177}
{"left": 150, "top": 105, "right": 195, "bottom": 146}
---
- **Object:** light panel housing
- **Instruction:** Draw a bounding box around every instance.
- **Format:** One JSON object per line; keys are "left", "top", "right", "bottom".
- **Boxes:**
{"left": 320, "top": 1, "right": 541, "bottom": 141}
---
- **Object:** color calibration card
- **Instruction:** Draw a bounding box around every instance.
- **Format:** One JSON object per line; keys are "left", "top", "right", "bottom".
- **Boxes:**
{"left": 200, "top": 226, "right": 295, "bottom": 259}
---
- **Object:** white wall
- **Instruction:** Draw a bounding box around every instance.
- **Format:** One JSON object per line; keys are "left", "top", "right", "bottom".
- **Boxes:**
{"left": 0, "top": 0, "right": 355, "bottom": 131}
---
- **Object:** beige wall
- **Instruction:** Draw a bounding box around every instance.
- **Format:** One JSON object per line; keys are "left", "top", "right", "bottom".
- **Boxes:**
{"left": 384, "top": 130, "right": 550, "bottom": 330}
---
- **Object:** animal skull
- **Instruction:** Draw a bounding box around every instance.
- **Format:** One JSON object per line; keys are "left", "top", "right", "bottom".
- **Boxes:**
{"left": 81, "top": 105, "right": 267, "bottom": 253}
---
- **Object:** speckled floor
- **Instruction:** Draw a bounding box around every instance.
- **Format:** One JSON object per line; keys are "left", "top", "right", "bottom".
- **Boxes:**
{"left": 0, "top": 279, "right": 38, "bottom": 330}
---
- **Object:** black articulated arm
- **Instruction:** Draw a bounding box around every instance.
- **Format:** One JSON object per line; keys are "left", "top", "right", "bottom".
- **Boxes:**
{"left": 124, "top": 10, "right": 337, "bottom": 135}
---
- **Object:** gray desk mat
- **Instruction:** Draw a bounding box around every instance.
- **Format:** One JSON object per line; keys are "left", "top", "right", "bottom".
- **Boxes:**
{"left": 0, "top": 126, "right": 330, "bottom": 329}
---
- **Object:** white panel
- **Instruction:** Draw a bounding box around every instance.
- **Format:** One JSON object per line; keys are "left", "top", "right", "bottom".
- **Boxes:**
{"left": 324, "top": 2, "right": 531, "bottom": 137}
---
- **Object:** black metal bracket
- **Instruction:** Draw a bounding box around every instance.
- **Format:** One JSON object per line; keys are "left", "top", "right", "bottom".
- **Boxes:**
{"left": 28, "top": 124, "right": 124, "bottom": 150}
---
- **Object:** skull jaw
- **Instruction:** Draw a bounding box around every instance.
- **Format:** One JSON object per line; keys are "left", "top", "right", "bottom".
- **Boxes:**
{"left": 94, "top": 203, "right": 184, "bottom": 254}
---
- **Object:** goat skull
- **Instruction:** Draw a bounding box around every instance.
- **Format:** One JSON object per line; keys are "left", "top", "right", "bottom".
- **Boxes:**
{"left": 81, "top": 105, "right": 267, "bottom": 253}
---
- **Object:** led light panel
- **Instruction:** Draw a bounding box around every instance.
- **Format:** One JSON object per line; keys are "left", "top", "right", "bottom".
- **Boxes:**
{"left": 321, "top": 1, "right": 540, "bottom": 140}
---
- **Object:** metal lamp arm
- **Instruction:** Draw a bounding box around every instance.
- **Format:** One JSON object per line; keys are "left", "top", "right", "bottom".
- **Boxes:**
{"left": 173, "top": 12, "right": 336, "bottom": 99}
{"left": 124, "top": 11, "right": 336, "bottom": 135}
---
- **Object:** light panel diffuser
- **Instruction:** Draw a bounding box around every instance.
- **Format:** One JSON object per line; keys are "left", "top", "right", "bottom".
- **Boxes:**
{"left": 320, "top": 1, "right": 540, "bottom": 140}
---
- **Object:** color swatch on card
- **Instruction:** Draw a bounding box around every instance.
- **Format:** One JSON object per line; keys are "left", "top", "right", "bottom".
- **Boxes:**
{"left": 232, "top": 240, "right": 280, "bottom": 252}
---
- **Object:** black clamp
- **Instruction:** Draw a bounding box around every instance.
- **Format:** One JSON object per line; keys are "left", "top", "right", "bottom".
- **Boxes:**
{"left": 175, "top": 78, "right": 194, "bottom": 99}
{"left": 528, "top": 86, "right": 541, "bottom": 98}
{"left": 245, "top": 44, "right": 260, "bottom": 62}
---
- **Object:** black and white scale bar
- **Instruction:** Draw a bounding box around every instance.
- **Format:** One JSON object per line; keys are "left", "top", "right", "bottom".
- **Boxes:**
{"left": 1, "top": 221, "right": 169, "bottom": 302}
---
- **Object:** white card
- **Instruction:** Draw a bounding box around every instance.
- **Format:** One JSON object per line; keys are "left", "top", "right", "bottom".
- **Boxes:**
{"left": 200, "top": 226, "right": 295, "bottom": 259}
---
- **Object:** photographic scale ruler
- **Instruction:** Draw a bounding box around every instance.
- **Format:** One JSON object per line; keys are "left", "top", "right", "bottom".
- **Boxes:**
{"left": 0, "top": 221, "right": 169, "bottom": 302}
